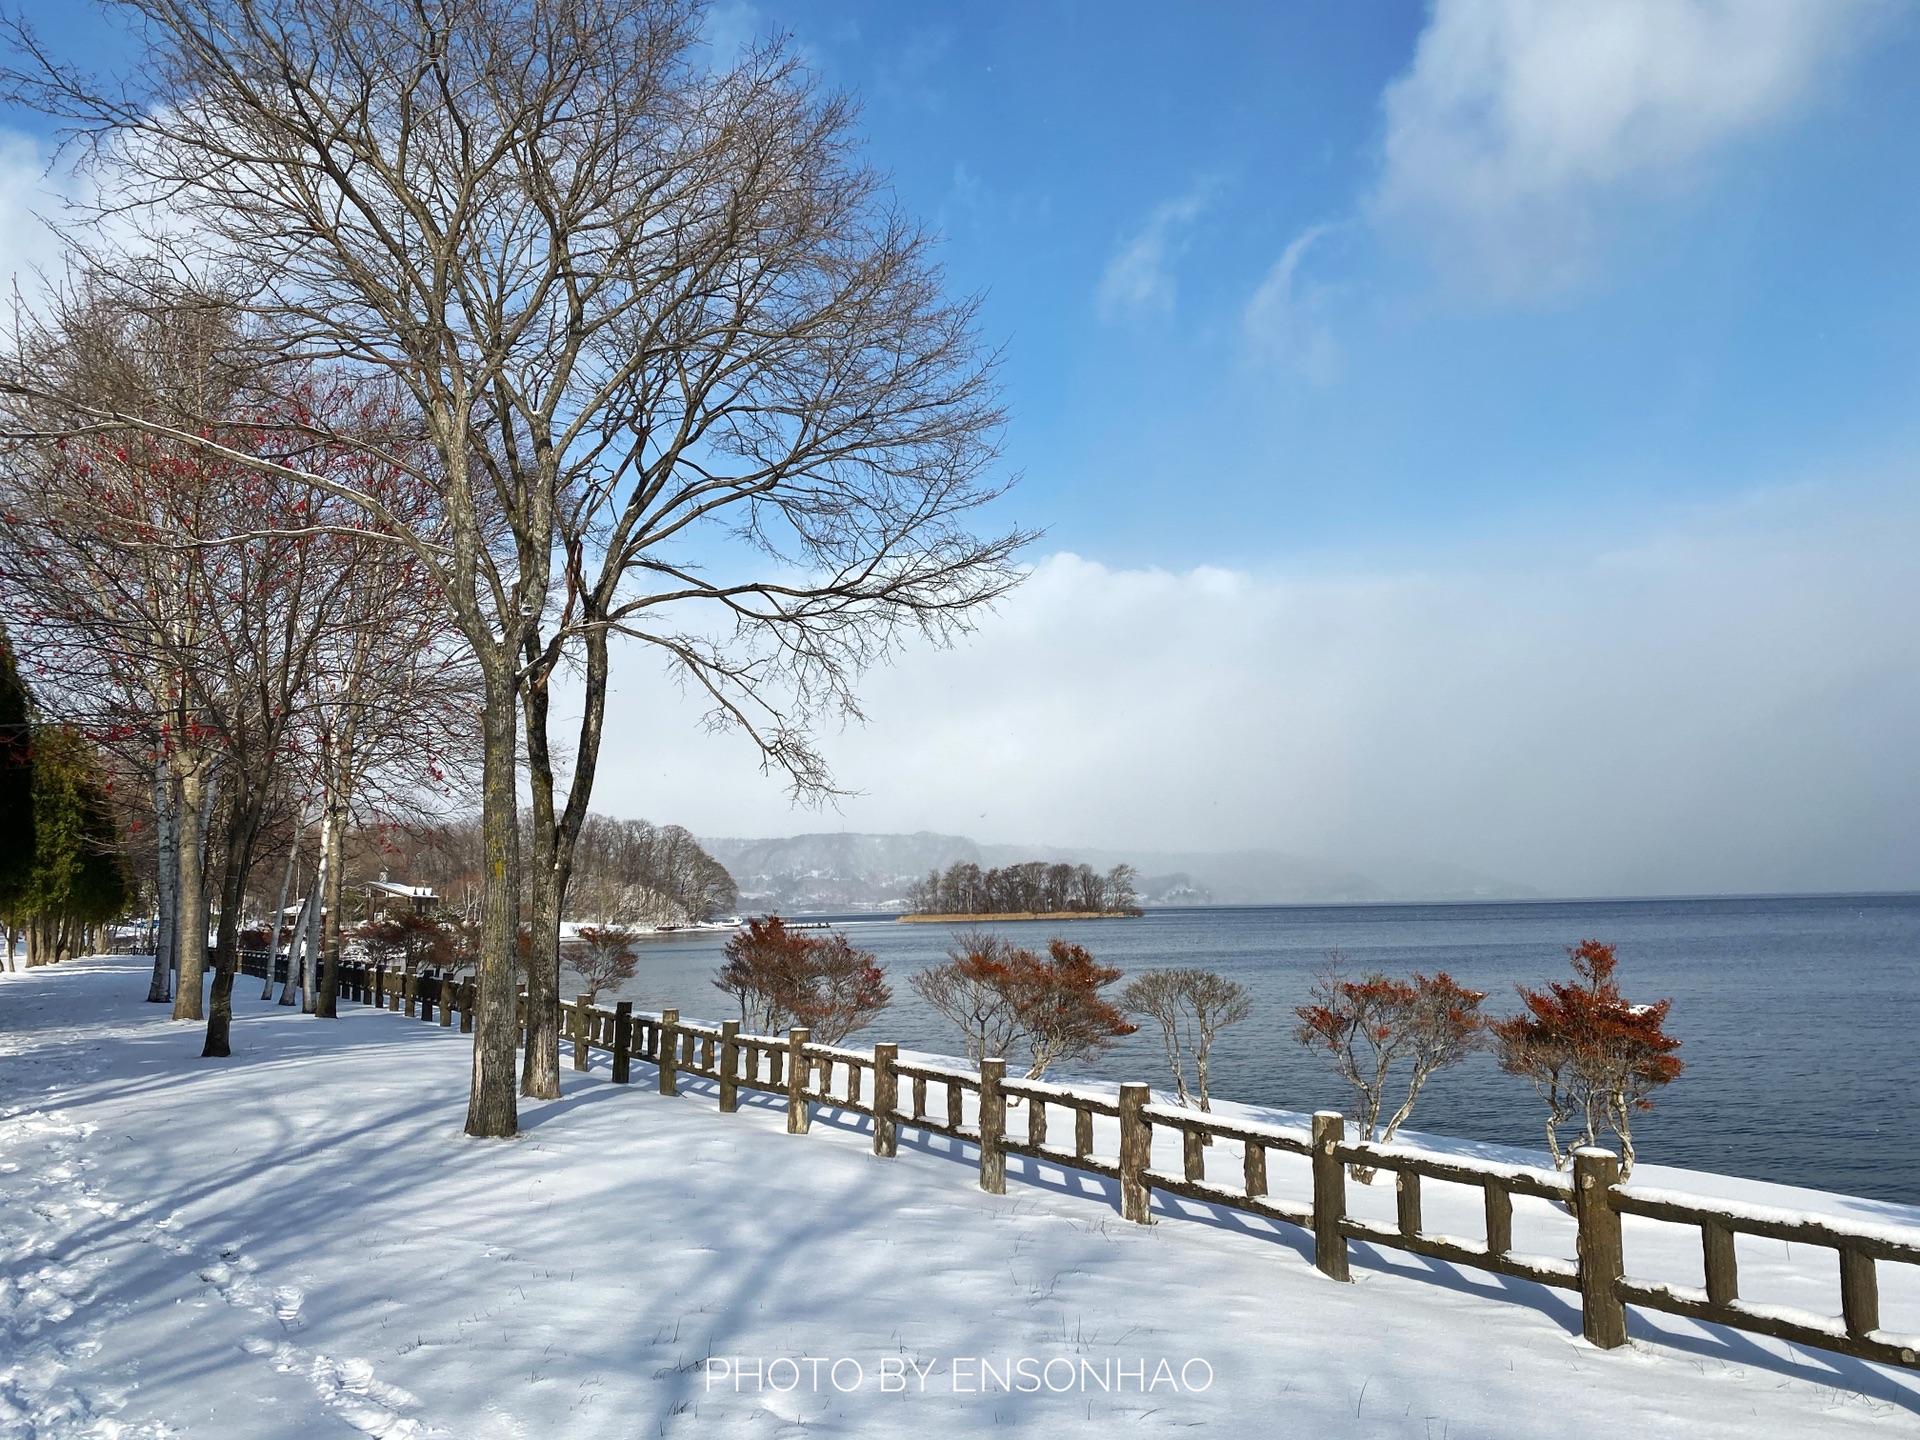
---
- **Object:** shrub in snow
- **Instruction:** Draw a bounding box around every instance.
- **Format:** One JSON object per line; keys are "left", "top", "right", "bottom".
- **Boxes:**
{"left": 1491, "top": 939, "right": 1683, "bottom": 1179}
{"left": 1292, "top": 961, "right": 1488, "bottom": 1181}
{"left": 713, "top": 916, "right": 891, "bottom": 1044}
{"left": 912, "top": 931, "right": 1136, "bottom": 1080}
{"left": 1121, "top": 968, "right": 1252, "bottom": 1115}
{"left": 355, "top": 911, "right": 457, "bottom": 973}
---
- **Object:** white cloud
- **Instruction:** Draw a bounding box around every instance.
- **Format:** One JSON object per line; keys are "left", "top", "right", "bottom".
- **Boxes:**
{"left": 0, "top": 131, "right": 75, "bottom": 294}
{"left": 587, "top": 481, "right": 1920, "bottom": 897}
{"left": 1372, "top": 0, "right": 1880, "bottom": 295}
{"left": 1243, "top": 223, "right": 1340, "bottom": 382}
{"left": 699, "top": 2, "right": 763, "bottom": 63}
{"left": 1095, "top": 186, "right": 1211, "bottom": 324}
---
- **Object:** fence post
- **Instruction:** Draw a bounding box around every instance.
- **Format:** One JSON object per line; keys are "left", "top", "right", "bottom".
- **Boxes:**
{"left": 1243, "top": 1140, "right": 1268, "bottom": 1198}
{"left": 1840, "top": 1247, "right": 1880, "bottom": 1340}
{"left": 654, "top": 1008, "right": 679, "bottom": 1095}
{"left": 872, "top": 1042, "right": 898, "bottom": 1157}
{"left": 1312, "top": 1111, "right": 1349, "bottom": 1281}
{"left": 572, "top": 993, "right": 592, "bottom": 1071}
{"left": 717, "top": 1021, "right": 740, "bottom": 1112}
{"left": 420, "top": 971, "right": 435, "bottom": 1024}
{"left": 1119, "top": 1083, "right": 1152, "bottom": 1223}
{"left": 786, "top": 1027, "right": 811, "bottom": 1134}
{"left": 979, "top": 1058, "right": 1006, "bottom": 1194}
{"left": 459, "top": 979, "right": 474, "bottom": 1034}
{"left": 438, "top": 972, "right": 453, "bottom": 1027}
{"left": 612, "top": 1001, "right": 633, "bottom": 1085}
{"left": 374, "top": 964, "right": 386, "bottom": 1008}
{"left": 403, "top": 961, "right": 417, "bottom": 1018}
{"left": 516, "top": 987, "right": 529, "bottom": 1047}
{"left": 1573, "top": 1147, "right": 1627, "bottom": 1349}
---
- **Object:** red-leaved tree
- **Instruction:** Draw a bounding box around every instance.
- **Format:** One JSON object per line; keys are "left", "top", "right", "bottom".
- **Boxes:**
{"left": 1491, "top": 940, "right": 1682, "bottom": 1178}
{"left": 912, "top": 932, "right": 1135, "bottom": 1079}
{"left": 1293, "top": 962, "right": 1488, "bottom": 1178}
{"left": 570, "top": 924, "right": 640, "bottom": 1004}
{"left": 1005, "top": 939, "right": 1136, "bottom": 1079}
{"left": 713, "top": 917, "right": 891, "bottom": 1045}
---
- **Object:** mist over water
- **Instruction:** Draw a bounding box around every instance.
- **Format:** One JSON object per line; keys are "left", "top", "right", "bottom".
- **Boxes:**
{"left": 600, "top": 894, "right": 1920, "bottom": 1205}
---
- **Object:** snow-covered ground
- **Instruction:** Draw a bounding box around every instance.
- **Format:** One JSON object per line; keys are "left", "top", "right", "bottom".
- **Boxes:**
{"left": 3, "top": 956, "right": 1918, "bottom": 1439}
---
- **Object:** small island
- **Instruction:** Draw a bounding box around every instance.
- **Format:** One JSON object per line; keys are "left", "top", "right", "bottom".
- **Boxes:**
{"left": 900, "top": 860, "right": 1143, "bottom": 921}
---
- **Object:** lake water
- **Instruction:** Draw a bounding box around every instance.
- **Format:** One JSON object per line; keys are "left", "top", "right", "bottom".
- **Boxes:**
{"left": 598, "top": 895, "right": 1920, "bottom": 1204}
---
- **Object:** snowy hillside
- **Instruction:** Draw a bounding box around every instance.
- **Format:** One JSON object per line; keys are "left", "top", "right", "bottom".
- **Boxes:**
{"left": 3, "top": 956, "right": 1915, "bottom": 1438}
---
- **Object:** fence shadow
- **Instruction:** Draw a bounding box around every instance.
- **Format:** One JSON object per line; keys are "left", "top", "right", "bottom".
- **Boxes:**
{"left": 310, "top": 971, "right": 1920, "bottom": 1413}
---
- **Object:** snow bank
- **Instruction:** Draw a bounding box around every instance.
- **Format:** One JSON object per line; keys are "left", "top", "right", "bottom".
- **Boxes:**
{"left": 3, "top": 955, "right": 1918, "bottom": 1438}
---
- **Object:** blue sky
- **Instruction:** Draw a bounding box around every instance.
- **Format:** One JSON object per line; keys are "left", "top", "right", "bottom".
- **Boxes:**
{"left": 710, "top": 2, "right": 1920, "bottom": 568}
{"left": 4, "top": 1, "right": 1919, "bottom": 892}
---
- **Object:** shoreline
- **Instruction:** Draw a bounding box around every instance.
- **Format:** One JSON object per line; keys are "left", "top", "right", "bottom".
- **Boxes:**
{"left": 896, "top": 910, "right": 1141, "bottom": 923}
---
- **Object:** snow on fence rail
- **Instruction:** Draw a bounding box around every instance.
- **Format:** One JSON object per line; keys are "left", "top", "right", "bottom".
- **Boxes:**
{"left": 335, "top": 959, "right": 1920, "bottom": 1375}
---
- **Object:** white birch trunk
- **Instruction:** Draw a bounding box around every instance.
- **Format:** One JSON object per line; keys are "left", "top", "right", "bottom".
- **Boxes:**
{"left": 148, "top": 755, "right": 179, "bottom": 1003}
{"left": 266, "top": 835, "right": 302, "bottom": 1001}
{"left": 299, "top": 827, "right": 328, "bottom": 1013}
{"left": 281, "top": 872, "right": 320, "bottom": 1007}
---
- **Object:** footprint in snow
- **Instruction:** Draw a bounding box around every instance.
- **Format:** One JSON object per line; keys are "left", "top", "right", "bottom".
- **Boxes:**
{"left": 275, "top": 1285, "right": 307, "bottom": 1329}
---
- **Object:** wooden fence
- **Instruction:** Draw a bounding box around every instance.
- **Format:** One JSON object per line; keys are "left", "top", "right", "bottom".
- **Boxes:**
{"left": 335, "top": 961, "right": 1920, "bottom": 1375}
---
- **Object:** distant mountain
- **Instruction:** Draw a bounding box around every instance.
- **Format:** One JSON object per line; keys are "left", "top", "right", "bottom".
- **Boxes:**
{"left": 697, "top": 831, "right": 1536, "bottom": 913}
{"left": 699, "top": 831, "right": 980, "bottom": 913}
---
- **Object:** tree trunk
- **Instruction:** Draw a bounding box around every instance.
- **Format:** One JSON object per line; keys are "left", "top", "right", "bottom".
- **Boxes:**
{"left": 171, "top": 760, "right": 211, "bottom": 1020}
{"left": 519, "top": 666, "right": 562, "bottom": 1100}
{"left": 518, "top": 624, "right": 609, "bottom": 1100}
{"left": 148, "top": 756, "right": 178, "bottom": 1003}
{"left": 466, "top": 682, "right": 521, "bottom": 1138}
{"left": 282, "top": 876, "right": 315, "bottom": 1006}
{"left": 202, "top": 797, "right": 262, "bottom": 1058}
{"left": 265, "top": 823, "right": 302, "bottom": 1000}
{"left": 301, "top": 823, "right": 327, "bottom": 1014}
{"left": 520, "top": 825, "right": 561, "bottom": 1098}
{"left": 315, "top": 765, "right": 349, "bottom": 1019}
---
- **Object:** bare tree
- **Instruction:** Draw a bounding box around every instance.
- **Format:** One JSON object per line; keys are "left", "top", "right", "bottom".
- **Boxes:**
{"left": 909, "top": 929, "right": 1026, "bottom": 1067}
{"left": 568, "top": 923, "right": 638, "bottom": 1004}
{"left": 1121, "top": 968, "right": 1252, "bottom": 1112}
{"left": 0, "top": 287, "right": 246, "bottom": 1015}
{"left": 3, "top": 0, "right": 1024, "bottom": 1135}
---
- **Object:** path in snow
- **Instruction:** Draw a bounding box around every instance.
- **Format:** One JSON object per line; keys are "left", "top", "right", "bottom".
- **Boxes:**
{"left": 2, "top": 956, "right": 1917, "bottom": 1439}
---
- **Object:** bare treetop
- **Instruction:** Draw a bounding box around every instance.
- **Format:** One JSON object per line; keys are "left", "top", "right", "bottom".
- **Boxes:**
{"left": 6, "top": 0, "right": 1027, "bottom": 778}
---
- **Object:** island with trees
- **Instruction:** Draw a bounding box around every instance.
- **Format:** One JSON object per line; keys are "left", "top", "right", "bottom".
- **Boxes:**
{"left": 901, "top": 859, "right": 1143, "bottom": 920}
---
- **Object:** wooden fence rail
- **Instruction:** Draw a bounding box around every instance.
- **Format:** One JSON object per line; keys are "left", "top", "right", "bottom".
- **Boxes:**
{"left": 333, "top": 964, "right": 1920, "bottom": 1375}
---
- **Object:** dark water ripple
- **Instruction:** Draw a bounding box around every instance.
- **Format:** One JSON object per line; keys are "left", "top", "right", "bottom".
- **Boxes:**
{"left": 602, "top": 894, "right": 1920, "bottom": 1204}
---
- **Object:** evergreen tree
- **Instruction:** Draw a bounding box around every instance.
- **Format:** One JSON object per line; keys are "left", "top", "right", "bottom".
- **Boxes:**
{"left": 20, "top": 724, "right": 130, "bottom": 958}
{"left": 0, "top": 619, "right": 35, "bottom": 910}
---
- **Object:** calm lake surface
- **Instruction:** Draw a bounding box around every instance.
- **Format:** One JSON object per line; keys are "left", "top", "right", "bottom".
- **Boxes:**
{"left": 600, "top": 895, "right": 1920, "bottom": 1204}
